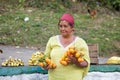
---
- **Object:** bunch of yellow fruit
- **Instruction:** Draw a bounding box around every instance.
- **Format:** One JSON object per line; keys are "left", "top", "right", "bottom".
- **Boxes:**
{"left": 60, "top": 46, "right": 85, "bottom": 66}
{"left": 2, "top": 56, "right": 24, "bottom": 67}
{"left": 28, "top": 51, "right": 44, "bottom": 66}
{"left": 106, "top": 56, "right": 120, "bottom": 64}
{"left": 29, "top": 51, "right": 57, "bottom": 69}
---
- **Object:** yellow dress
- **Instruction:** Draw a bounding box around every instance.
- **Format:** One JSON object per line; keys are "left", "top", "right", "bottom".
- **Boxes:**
{"left": 44, "top": 35, "right": 90, "bottom": 80}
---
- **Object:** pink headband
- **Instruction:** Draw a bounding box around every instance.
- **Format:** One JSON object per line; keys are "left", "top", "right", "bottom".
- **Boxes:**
{"left": 60, "top": 13, "right": 74, "bottom": 26}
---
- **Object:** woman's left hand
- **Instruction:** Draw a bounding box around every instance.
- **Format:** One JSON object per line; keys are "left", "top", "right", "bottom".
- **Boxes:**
{"left": 68, "top": 55, "right": 88, "bottom": 67}
{"left": 79, "top": 60, "right": 88, "bottom": 67}
{"left": 43, "top": 64, "right": 51, "bottom": 70}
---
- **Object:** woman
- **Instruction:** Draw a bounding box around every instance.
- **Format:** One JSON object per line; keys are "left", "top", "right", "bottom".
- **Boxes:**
{"left": 44, "top": 13, "right": 90, "bottom": 80}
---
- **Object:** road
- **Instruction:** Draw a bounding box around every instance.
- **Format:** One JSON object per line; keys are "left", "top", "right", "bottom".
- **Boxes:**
{"left": 0, "top": 45, "right": 38, "bottom": 66}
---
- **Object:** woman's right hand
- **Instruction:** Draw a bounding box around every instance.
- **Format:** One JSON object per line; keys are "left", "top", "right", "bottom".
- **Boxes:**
{"left": 43, "top": 64, "right": 51, "bottom": 70}
{"left": 67, "top": 55, "right": 77, "bottom": 64}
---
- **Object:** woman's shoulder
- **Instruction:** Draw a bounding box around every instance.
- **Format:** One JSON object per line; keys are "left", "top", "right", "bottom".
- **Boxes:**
{"left": 48, "top": 35, "right": 58, "bottom": 41}
{"left": 75, "top": 36, "right": 88, "bottom": 48}
{"left": 76, "top": 36, "right": 85, "bottom": 41}
{"left": 50, "top": 35, "right": 58, "bottom": 39}
{"left": 75, "top": 36, "right": 87, "bottom": 44}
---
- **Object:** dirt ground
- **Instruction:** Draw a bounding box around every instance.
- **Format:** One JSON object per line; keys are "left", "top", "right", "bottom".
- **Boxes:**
{"left": 0, "top": 45, "right": 109, "bottom": 66}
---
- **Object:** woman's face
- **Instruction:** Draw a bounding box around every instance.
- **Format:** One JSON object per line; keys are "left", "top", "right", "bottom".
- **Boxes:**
{"left": 59, "top": 20, "right": 74, "bottom": 37}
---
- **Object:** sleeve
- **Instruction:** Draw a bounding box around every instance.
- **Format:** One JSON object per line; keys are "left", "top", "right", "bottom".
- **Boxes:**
{"left": 44, "top": 37, "right": 52, "bottom": 58}
{"left": 81, "top": 41, "right": 90, "bottom": 77}
{"left": 76, "top": 38, "right": 90, "bottom": 77}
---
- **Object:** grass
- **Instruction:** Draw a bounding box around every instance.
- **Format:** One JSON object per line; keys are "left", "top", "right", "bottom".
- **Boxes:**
{"left": 0, "top": 7, "right": 120, "bottom": 57}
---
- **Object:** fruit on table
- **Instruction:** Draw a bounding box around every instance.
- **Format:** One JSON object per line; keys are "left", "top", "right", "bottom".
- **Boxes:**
{"left": 106, "top": 56, "right": 120, "bottom": 64}
{"left": 1, "top": 56, "right": 24, "bottom": 67}
{"left": 60, "top": 46, "right": 85, "bottom": 65}
{"left": 28, "top": 51, "right": 45, "bottom": 66}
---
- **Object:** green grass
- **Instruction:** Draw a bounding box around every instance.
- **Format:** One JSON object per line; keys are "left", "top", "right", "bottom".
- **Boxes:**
{"left": 0, "top": 8, "right": 120, "bottom": 56}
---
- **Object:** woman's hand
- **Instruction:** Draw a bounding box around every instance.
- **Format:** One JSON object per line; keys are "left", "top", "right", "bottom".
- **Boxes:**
{"left": 68, "top": 55, "right": 88, "bottom": 67}
{"left": 67, "top": 55, "right": 77, "bottom": 64}
{"left": 79, "top": 60, "right": 88, "bottom": 67}
{"left": 42, "top": 64, "right": 51, "bottom": 70}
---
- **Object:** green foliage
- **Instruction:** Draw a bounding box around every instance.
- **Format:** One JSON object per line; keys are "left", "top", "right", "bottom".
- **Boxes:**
{"left": 0, "top": 0, "right": 119, "bottom": 11}
{"left": 111, "top": 0, "right": 120, "bottom": 11}
{"left": 18, "top": 0, "right": 26, "bottom": 8}
{"left": 78, "top": 0, "right": 120, "bottom": 11}
{"left": 26, "top": 0, "right": 71, "bottom": 13}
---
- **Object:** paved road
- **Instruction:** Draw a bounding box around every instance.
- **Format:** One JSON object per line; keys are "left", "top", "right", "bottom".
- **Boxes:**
{"left": 0, "top": 45, "right": 39, "bottom": 66}
{"left": 0, "top": 45, "right": 109, "bottom": 66}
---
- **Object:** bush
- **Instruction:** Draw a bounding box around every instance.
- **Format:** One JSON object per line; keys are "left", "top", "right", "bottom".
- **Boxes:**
{"left": 79, "top": 0, "right": 120, "bottom": 11}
